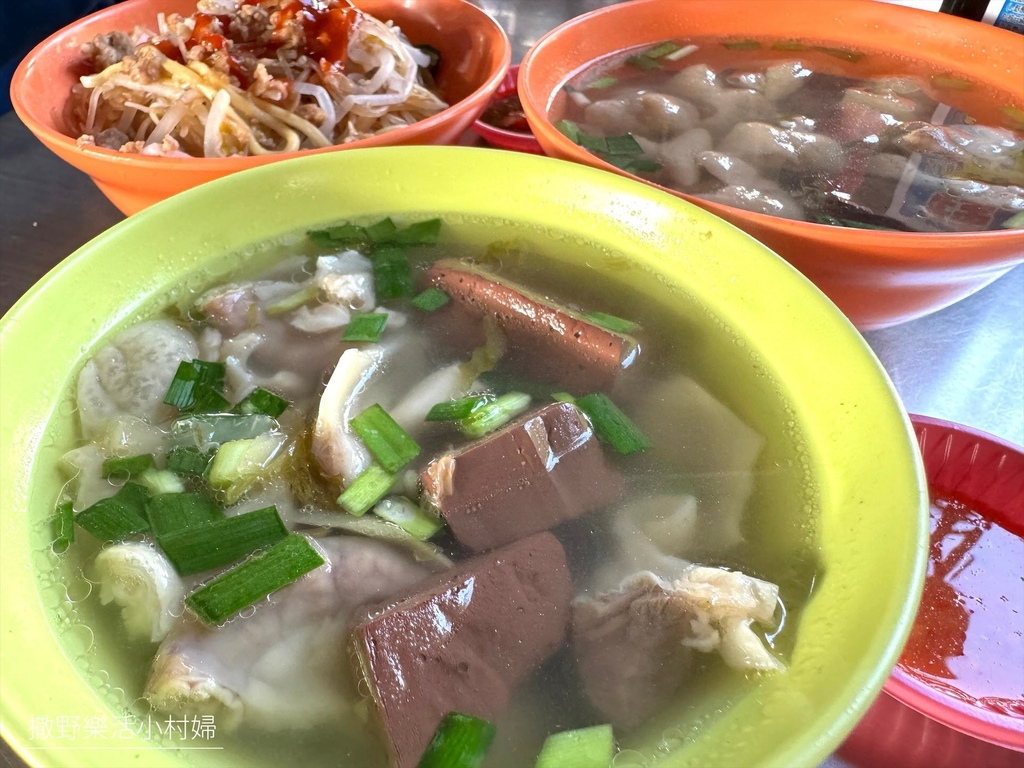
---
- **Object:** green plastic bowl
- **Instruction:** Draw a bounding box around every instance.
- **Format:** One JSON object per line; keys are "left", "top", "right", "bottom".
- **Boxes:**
{"left": 0, "top": 147, "right": 927, "bottom": 768}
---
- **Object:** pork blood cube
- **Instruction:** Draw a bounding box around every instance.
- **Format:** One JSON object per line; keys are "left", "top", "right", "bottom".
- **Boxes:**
{"left": 349, "top": 532, "right": 573, "bottom": 768}
{"left": 420, "top": 402, "right": 624, "bottom": 552}
{"left": 420, "top": 260, "right": 639, "bottom": 392}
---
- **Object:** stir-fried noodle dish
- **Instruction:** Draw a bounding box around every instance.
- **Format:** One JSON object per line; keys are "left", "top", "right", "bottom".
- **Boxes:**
{"left": 68, "top": 0, "right": 449, "bottom": 158}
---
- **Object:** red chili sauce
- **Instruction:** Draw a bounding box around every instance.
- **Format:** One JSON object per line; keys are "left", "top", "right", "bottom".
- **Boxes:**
{"left": 898, "top": 494, "right": 1024, "bottom": 718}
{"left": 480, "top": 94, "right": 530, "bottom": 133}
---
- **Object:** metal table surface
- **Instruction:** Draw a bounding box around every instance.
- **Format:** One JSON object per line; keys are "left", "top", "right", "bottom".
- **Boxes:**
{"left": 1, "top": 1, "right": 1021, "bottom": 767}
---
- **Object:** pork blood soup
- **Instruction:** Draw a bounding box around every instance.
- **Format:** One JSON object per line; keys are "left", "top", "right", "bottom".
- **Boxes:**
{"left": 42, "top": 216, "right": 818, "bottom": 767}
{"left": 554, "top": 38, "right": 1024, "bottom": 233}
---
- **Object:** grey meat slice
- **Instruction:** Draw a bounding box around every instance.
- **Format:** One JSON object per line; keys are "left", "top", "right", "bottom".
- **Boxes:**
{"left": 420, "top": 402, "right": 624, "bottom": 552}
{"left": 350, "top": 532, "right": 573, "bottom": 768}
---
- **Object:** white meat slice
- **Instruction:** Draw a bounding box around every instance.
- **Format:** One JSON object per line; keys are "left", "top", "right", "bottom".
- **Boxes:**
{"left": 76, "top": 319, "right": 199, "bottom": 440}
{"left": 312, "top": 346, "right": 383, "bottom": 484}
{"left": 144, "top": 536, "right": 431, "bottom": 731}
{"left": 94, "top": 542, "right": 186, "bottom": 643}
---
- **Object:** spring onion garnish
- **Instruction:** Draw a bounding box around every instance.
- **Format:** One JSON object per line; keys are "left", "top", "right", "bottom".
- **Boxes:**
{"left": 812, "top": 45, "right": 864, "bottom": 62}
{"left": 163, "top": 359, "right": 227, "bottom": 412}
{"left": 772, "top": 40, "right": 808, "bottom": 51}
{"left": 550, "top": 392, "right": 576, "bottom": 404}
{"left": 372, "top": 246, "right": 415, "bottom": 300}
{"left": 351, "top": 404, "right": 421, "bottom": 473}
{"left": 459, "top": 392, "right": 531, "bottom": 438}
{"left": 533, "top": 724, "right": 614, "bottom": 768}
{"left": 207, "top": 434, "right": 285, "bottom": 504}
{"left": 373, "top": 496, "right": 443, "bottom": 540}
{"left": 338, "top": 464, "right": 396, "bottom": 517}
{"left": 425, "top": 394, "right": 495, "bottom": 422}
{"left": 102, "top": 453, "right": 156, "bottom": 479}
{"left": 264, "top": 283, "right": 321, "bottom": 316}
{"left": 418, "top": 712, "right": 496, "bottom": 768}
{"left": 722, "top": 40, "right": 761, "bottom": 50}
{"left": 167, "top": 445, "right": 215, "bottom": 476}
{"left": 1003, "top": 211, "right": 1024, "bottom": 229}
{"left": 582, "top": 310, "right": 640, "bottom": 334}
{"left": 645, "top": 40, "right": 682, "bottom": 59}
{"left": 185, "top": 534, "right": 325, "bottom": 625}
{"left": 147, "top": 492, "right": 223, "bottom": 538}
{"left": 308, "top": 217, "right": 443, "bottom": 249}
{"left": 554, "top": 124, "right": 663, "bottom": 174}
{"left": 586, "top": 76, "right": 618, "bottom": 89}
{"left": 233, "top": 387, "right": 289, "bottom": 418}
{"left": 158, "top": 506, "right": 288, "bottom": 575}
{"left": 51, "top": 501, "right": 75, "bottom": 553}
{"left": 137, "top": 468, "right": 186, "bottom": 496}
{"left": 75, "top": 482, "right": 150, "bottom": 541}
{"left": 411, "top": 287, "right": 450, "bottom": 312}
{"left": 575, "top": 393, "right": 651, "bottom": 455}
{"left": 342, "top": 312, "right": 389, "bottom": 343}
{"left": 626, "top": 53, "right": 661, "bottom": 70}
{"left": 172, "top": 414, "right": 278, "bottom": 451}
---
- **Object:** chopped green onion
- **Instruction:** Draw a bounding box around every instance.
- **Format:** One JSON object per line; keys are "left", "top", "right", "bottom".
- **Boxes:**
{"left": 1000, "top": 105, "right": 1024, "bottom": 128}
{"left": 365, "top": 217, "right": 399, "bottom": 243}
{"left": 722, "top": 40, "right": 761, "bottom": 50}
{"left": 603, "top": 134, "right": 643, "bottom": 156}
{"left": 190, "top": 386, "right": 231, "bottom": 414}
{"left": 147, "top": 492, "right": 223, "bottom": 538}
{"left": 555, "top": 119, "right": 580, "bottom": 143}
{"left": 233, "top": 387, "right": 289, "bottom": 417}
{"left": 207, "top": 434, "right": 285, "bottom": 504}
{"left": 582, "top": 310, "right": 640, "bottom": 334}
{"left": 338, "top": 464, "right": 395, "bottom": 517}
{"left": 534, "top": 724, "right": 614, "bottom": 768}
{"left": 392, "top": 218, "right": 442, "bottom": 246}
{"left": 51, "top": 501, "right": 75, "bottom": 553}
{"left": 102, "top": 453, "right": 156, "bottom": 479}
{"left": 137, "top": 468, "right": 186, "bottom": 496}
{"left": 373, "top": 496, "right": 443, "bottom": 540}
{"left": 418, "top": 712, "right": 496, "bottom": 768}
{"left": 343, "top": 313, "right": 389, "bottom": 343}
{"left": 411, "top": 287, "right": 450, "bottom": 311}
{"left": 459, "top": 392, "right": 531, "bottom": 438}
{"left": 185, "top": 534, "right": 325, "bottom": 624}
{"left": 575, "top": 393, "right": 650, "bottom": 455}
{"left": 812, "top": 45, "right": 864, "bottom": 62}
{"left": 550, "top": 392, "right": 576, "bottom": 404}
{"left": 75, "top": 482, "right": 150, "bottom": 541}
{"left": 264, "top": 284, "right": 320, "bottom": 316}
{"left": 158, "top": 506, "right": 288, "bottom": 575}
{"left": 351, "top": 404, "right": 421, "bottom": 473}
{"left": 172, "top": 414, "right": 278, "bottom": 451}
{"left": 577, "top": 132, "right": 609, "bottom": 152}
{"left": 372, "top": 247, "right": 414, "bottom": 300}
{"left": 1002, "top": 211, "right": 1024, "bottom": 229}
{"left": 425, "top": 394, "right": 494, "bottom": 422}
{"left": 626, "top": 54, "right": 660, "bottom": 70}
{"left": 586, "top": 76, "right": 618, "bottom": 89}
{"left": 163, "top": 359, "right": 226, "bottom": 411}
{"left": 167, "top": 445, "right": 215, "bottom": 476}
{"left": 772, "top": 40, "right": 808, "bottom": 51}
{"left": 600, "top": 153, "right": 663, "bottom": 173}
{"left": 644, "top": 41, "right": 681, "bottom": 59}
{"left": 311, "top": 222, "right": 366, "bottom": 245}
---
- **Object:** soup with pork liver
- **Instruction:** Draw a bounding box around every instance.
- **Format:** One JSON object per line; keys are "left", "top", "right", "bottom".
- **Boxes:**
{"left": 554, "top": 38, "right": 1024, "bottom": 233}
{"left": 48, "top": 216, "right": 816, "bottom": 767}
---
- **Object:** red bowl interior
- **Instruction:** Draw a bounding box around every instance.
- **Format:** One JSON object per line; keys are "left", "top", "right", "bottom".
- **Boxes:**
{"left": 471, "top": 66, "right": 543, "bottom": 154}
{"left": 840, "top": 415, "right": 1024, "bottom": 766}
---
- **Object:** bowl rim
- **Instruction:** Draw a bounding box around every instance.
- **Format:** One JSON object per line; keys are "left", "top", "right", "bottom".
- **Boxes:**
{"left": 9, "top": 0, "right": 512, "bottom": 169}
{"left": 0, "top": 145, "right": 927, "bottom": 768}
{"left": 517, "top": 0, "right": 1024, "bottom": 253}
{"left": 886, "top": 414, "right": 1024, "bottom": 752}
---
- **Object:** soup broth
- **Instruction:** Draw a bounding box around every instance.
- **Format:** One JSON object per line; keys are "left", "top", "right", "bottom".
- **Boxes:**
{"left": 554, "top": 37, "right": 1024, "bottom": 233}
{"left": 37, "top": 216, "right": 818, "bottom": 767}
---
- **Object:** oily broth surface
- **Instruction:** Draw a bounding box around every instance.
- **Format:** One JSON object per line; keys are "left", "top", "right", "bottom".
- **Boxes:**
{"left": 32, "top": 215, "right": 816, "bottom": 767}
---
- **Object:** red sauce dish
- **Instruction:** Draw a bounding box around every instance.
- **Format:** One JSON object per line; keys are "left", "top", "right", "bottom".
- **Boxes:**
{"left": 839, "top": 415, "right": 1024, "bottom": 766}
{"left": 471, "top": 65, "right": 544, "bottom": 154}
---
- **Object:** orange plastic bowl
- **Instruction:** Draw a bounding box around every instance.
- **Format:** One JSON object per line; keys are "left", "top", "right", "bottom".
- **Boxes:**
{"left": 10, "top": 0, "right": 510, "bottom": 215}
{"left": 518, "top": 0, "right": 1024, "bottom": 331}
